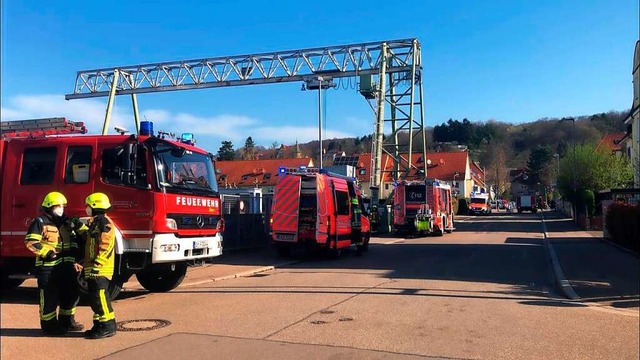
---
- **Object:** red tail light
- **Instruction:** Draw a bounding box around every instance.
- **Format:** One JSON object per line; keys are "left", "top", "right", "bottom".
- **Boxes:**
{"left": 216, "top": 219, "right": 225, "bottom": 232}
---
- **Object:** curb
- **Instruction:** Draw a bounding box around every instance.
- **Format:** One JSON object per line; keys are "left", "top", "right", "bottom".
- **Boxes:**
{"left": 540, "top": 213, "right": 581, "bottom": 300}
{"left": 182, "top": 260, "right": 301, "bottom": 287}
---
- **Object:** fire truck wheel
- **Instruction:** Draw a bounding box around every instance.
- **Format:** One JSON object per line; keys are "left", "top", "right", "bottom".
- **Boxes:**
{"left": 136, "top": 263, "right": 187, "bottom": 293}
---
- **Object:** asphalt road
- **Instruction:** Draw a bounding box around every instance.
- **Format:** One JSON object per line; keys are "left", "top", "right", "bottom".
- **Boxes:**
{"left": 1, "top": 211, "right": 638, "bottom": 359}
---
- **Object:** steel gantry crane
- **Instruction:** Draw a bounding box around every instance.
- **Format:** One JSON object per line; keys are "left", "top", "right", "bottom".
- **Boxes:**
{"left": 65, "top": 38, "right": 427, "bottom": 205}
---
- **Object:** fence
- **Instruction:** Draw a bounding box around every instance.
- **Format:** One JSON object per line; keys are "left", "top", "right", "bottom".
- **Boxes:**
{"left": 220, "top": 193, "right": 274, "bottom": 250}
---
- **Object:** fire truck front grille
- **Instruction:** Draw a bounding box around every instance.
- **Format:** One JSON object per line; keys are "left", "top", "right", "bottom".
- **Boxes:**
{"left": 167, "top": 214, "right": 221, "bottom": 229}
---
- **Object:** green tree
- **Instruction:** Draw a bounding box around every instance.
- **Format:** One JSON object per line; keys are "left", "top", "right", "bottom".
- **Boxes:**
{"left": 242, "top": 136, "right": 256, "bottom": 160}
{"left": 526, "top": 145, "right": 554, "bottom": 190}
{"left": 217, "top": 141, "right": 235, "bottom": 161}
{"left": 558, "top": 143, "right": 633, "bottom": 202}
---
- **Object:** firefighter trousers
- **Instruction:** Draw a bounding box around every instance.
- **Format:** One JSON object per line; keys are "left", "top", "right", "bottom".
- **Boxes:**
{"left": 88, "top": 277, "right": 115, "bottom": 323}
{"left": 36, "top": 262, "right": 80, "bottom": 329}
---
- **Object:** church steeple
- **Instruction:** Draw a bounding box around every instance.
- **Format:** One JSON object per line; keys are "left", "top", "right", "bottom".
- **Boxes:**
{"left": 294, "top": 139, "right": 302, "bottom": 159}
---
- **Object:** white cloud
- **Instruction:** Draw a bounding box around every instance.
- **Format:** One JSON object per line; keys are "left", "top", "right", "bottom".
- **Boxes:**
{"left": 0, "top": 94, "right": 354, "bottom": 151}
{"left": 252, "top": 126, "right": 354, "bottom": 145}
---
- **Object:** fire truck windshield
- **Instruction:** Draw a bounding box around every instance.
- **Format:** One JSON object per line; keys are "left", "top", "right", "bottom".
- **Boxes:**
{"left": 152, "top": 141, "right": 219, "bottom": 196}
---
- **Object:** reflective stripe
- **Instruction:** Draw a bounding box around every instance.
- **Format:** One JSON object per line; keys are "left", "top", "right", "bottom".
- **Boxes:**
{"left": 41, "top": 311, "right": 57, "bottom": 321}
{"left": 121, "top": 230, "right": 152, "bottom": 235}
{"left": 98, "top": 289, "right": 115, "bottom": 322}
{"left": 39, "top": 290, "right": 45, "bottom": 318}
{"left": 63, "top": 257, "right": 76, "bottom": 262}
{"left": 59, "top": 308, "right": 76, "bottom": 316}
{"left": 35, "top": 259, "right": 62, "bottom": 267}
{"left": 26, "top": 234, "right": 42, "bottom": 240}
{"left": 0, "top": 231, "right": 27, "bottom": 236}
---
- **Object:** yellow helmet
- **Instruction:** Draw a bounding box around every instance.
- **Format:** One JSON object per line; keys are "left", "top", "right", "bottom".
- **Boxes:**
{"left": 42, "top": 192, "right": 67, "bottom": 208}
{"left": 85, "top": 192, "right": 111, "bottom": 210}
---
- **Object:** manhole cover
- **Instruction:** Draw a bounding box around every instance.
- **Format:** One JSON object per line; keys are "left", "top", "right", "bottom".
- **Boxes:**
{"left": 116, "top": 319, "right": 171, "bottom": 332}
{"left": 319, "top": 310, "right": 335, "bottom": 314}
{"left": 309, "top": 320, "right": 328, "bottom": 325}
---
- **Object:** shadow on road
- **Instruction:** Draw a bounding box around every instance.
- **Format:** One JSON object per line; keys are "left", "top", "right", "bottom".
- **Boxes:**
{"left": 0, "top": 328, "right": 86, "bottom": 338}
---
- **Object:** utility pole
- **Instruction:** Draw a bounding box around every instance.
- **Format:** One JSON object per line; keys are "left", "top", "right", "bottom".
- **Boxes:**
{"left": 303, "top": 76, "right": 335, "bottom": 169}
{"left": 560, "top": 117, "right": 577, "bottom": 222}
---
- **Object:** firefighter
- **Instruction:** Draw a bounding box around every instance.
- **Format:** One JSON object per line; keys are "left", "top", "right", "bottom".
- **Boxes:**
{"left": 351, "top": 197, "right": 363, "bottom": 253}
{"left": 369, "top": 204, "right": 379, "bottom": 234}
{"left": 74, "top": 192, "right": 117, "bottom": 339}
{"left": 24, "top": 192, "right": 84, "bottom": 336}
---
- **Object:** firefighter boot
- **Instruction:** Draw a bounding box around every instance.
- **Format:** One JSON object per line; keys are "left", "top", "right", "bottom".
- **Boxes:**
{"left": 41, "top": 319, "right": 67, "bottom": 336}
{"left": 87, "top": 320, "right": 116, "bottom": 339}
{"left": 59, "top": 314, "right": 84, "bottom": 332}
{"left": 84, "top": 320, "right": 100, "bottom": 337}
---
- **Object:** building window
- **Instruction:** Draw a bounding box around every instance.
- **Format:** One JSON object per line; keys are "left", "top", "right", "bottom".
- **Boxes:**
{"left": 21, "top": 147, "right": 57, "bottom": 185}
{"left": 358, "top": 169, "right": 366, "bottom": 175}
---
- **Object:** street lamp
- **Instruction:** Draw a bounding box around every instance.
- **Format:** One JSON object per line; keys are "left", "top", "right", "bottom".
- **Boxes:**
{"left": 302, "top": 75, "right": 336, "bottom": 169}
{"left": 559, "top": 117, "right": 577, "bottom": 222}
{"left": 453, "top": 171, "right": 460, "bottom": 196}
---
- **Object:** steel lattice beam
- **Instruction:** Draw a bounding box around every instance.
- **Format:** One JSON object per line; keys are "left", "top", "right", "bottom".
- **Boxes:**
{"left": 65, "top": 39, "right": 421, "bottom": 99}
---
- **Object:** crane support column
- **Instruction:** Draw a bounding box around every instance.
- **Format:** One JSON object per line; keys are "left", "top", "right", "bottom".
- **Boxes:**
{"left": 372, "top": 43, "right": 388, "bottom": 205}
{"left": 102, "top": 69, "right": 120, "bottom": 135}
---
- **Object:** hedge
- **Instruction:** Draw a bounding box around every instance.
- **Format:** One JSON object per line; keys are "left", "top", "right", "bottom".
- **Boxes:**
{"left": 605, "top": 202, "right": 640, "bottom": 254}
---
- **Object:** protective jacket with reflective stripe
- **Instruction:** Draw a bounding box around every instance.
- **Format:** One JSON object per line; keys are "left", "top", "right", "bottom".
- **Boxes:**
{"left": 77, "top": 215, "right": 116, "bottom": 280}
{"left": 25, "top": 214, "right": 80, "bottom": 267}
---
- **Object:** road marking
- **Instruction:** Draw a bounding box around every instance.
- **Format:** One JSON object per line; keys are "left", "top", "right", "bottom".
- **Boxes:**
{"left": 181, "top": 260, "right": 301, "bottom": 287}
{"left": 384, "top": 239, "right": 405, "bottom": 245}
{"left": 540, "top": 213, "right": 581, "bottom": 300}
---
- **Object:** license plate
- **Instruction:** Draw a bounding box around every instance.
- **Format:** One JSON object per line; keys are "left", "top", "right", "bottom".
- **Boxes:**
{"left": 275, "top": 233, "right": 295, "bottom": 242}
{"left": 193, "top": 240, "right": 208, "bottom": 249}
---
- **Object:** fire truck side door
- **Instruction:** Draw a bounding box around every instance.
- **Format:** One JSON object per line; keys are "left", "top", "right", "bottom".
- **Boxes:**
{"left": 315, "top": 174, "right": 330, "bottom": 245}
{"left": 4, "top": 144, "right": 61, "bottom": 257}
{"left": 271, "top": 175, "right": 301, "bottom": 240}
{"left": 331, "top": 179, "right": 351, "bottom": 247}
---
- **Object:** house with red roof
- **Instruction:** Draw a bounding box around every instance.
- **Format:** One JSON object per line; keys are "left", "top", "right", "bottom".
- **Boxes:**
{"left": 595, "top": 132, "right": 627, "bottom": 156}
{"left": 215, "top": 157, "right": 314, "bottom": 193}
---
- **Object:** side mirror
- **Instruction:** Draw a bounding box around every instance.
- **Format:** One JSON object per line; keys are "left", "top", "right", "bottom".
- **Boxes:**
{"left": 170, "top": 147, "right": 186, "bottom": 158}
{"left": 121, "top": 142, "right": 137, "bottom": 185}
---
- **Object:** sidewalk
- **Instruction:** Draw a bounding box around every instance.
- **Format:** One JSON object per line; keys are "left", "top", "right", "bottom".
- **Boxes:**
{"left": 542, "top": 212, "right": 639, "bottom": 310}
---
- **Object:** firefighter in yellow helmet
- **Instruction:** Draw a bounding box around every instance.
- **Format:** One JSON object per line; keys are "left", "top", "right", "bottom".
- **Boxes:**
{"left": 74, "top": 192, "right": 117, "bottom": 339}
{"left": 24, "top": 192, "right": 84, "bottom": 336}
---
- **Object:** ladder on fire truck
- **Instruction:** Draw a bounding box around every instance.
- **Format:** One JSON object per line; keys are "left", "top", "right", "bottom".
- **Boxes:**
{"left": 64, "top": 39, "right": 427, "bottom": 205}
{"left": 1, "top": 117, "right": 87, "bottom": 139}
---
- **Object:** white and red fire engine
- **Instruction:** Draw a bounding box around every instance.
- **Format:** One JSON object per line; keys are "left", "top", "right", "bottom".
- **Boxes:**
{"left": 393, "top": 179, "right": 455, "bottom": 236}
{"left": 0, "top": 118, "right": 224, "bottom": 299}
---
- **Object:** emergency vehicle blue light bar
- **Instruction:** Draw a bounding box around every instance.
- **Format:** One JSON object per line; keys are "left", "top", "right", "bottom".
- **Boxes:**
{"left": 180, "top": 133, "right": 195, "bottom": 145}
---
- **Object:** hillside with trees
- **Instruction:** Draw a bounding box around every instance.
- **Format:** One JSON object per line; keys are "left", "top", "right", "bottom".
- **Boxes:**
{"left": 218, "top": 110, "right": 628, "bottom": 166}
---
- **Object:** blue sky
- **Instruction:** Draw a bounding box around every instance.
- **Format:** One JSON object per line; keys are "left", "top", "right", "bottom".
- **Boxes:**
{"left": 1, "top": 0, "right": 638, "bottom": 151}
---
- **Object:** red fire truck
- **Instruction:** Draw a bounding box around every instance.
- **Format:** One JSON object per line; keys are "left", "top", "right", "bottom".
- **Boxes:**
{"left": 393, "top": 179, "right": 454, "bottom": 236}
{"left": 0, "top": 118, "right": 224, "bottom": 299}
{"left": 270, "top": 168, "right": 370, "bottom": 256}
